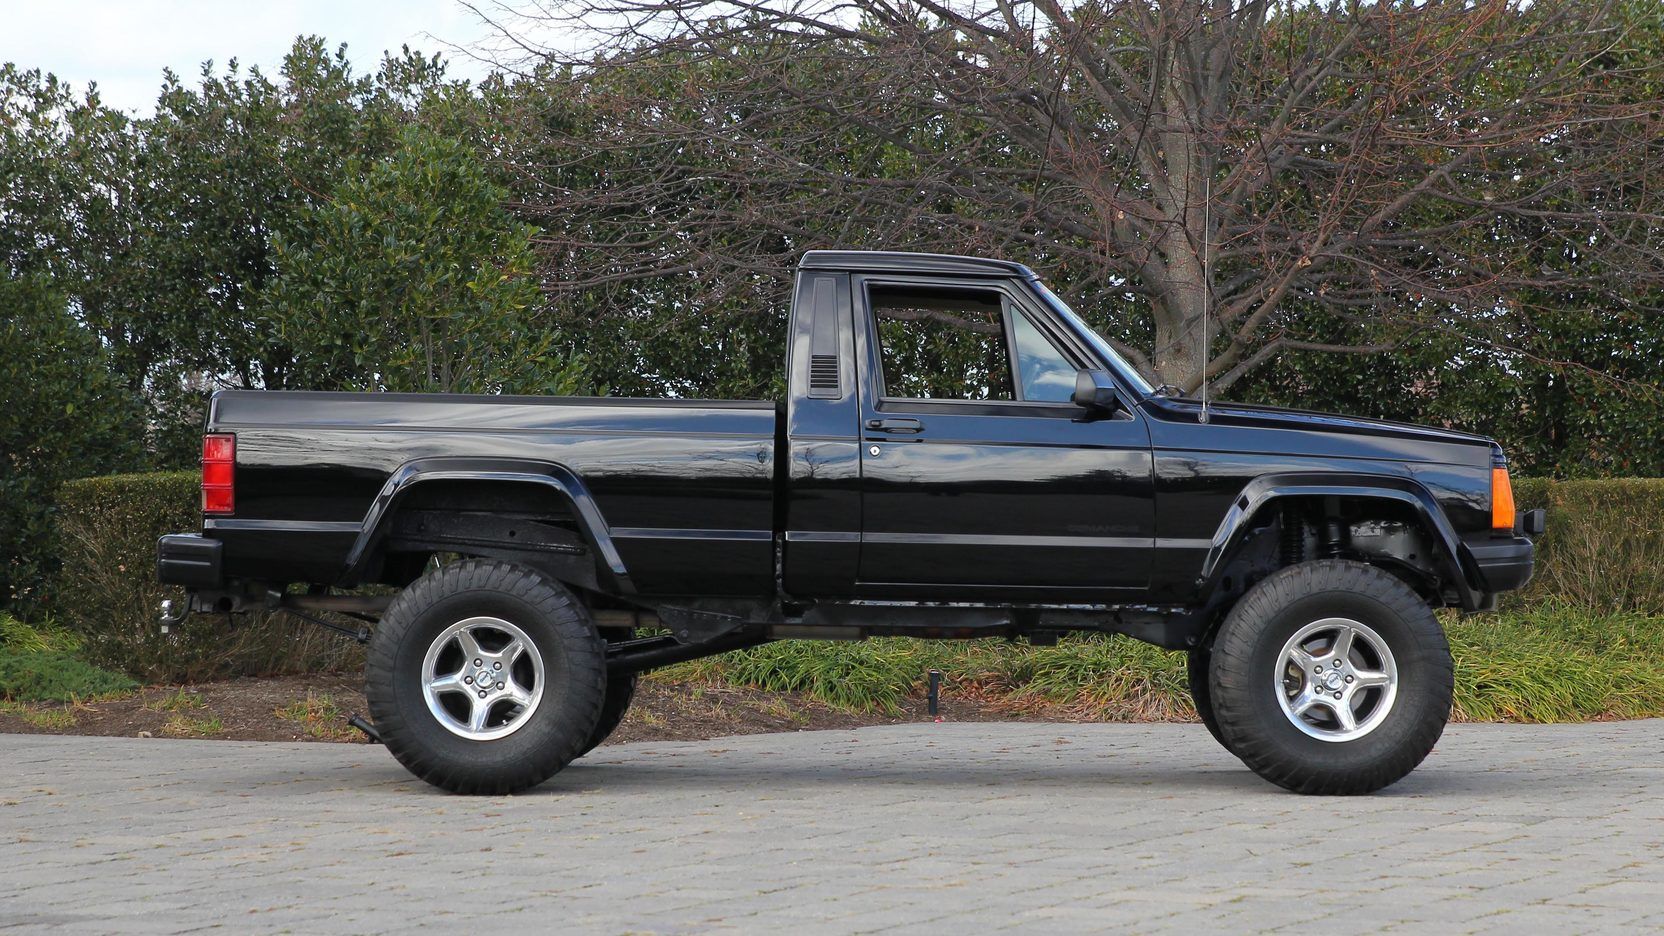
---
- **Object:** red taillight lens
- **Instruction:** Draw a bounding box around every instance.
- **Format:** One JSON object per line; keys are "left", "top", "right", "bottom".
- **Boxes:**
{"left": 202, "top": 433, "right": 235, "bottom": 515}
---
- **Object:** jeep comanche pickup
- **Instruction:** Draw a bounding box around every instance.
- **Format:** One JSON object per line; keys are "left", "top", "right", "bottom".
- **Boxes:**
{"left": 158, "top": 250, "right": 1542, "bottom": 795}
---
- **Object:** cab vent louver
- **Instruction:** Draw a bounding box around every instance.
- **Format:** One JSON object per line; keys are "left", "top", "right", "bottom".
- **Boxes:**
{"left": 806, "top": 275, "right": 843, "bottom": 399}
{"left": 809, "top": 355, "right": 839, "bottom": 396}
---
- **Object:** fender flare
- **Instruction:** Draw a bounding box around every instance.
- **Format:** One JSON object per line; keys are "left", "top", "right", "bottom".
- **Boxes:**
{"left": 1198, "top": 472, "right": 1480, "bottom": 611}
{"left": 342, "top": 456, "right": 633, "bottom": 592}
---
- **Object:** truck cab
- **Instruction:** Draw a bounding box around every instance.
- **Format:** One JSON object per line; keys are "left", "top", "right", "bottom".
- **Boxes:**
{"left": 784, "top": 251, "right": 1156, "bottom": 602}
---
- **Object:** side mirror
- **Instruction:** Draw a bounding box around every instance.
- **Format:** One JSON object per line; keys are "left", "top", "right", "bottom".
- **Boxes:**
{"left": 1072, "top": 369, "right": 1124, "bottom": 416}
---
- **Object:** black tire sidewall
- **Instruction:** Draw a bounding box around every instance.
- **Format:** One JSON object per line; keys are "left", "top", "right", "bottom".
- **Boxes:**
{"left": 579, "top": 672, "right": 638, "bottom": 756}
{"left": 1211, "top": 562, "right": 1453, "bottom": 793}
{"left": 367, "top": 560, "right": 605, "bottom": 793}
{"left": 1186, "top": 647, "right": 1231, "bottom": 751}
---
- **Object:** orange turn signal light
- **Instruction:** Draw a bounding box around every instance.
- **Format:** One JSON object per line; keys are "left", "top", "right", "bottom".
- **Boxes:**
{"left": 1491, "top": 467, "right": 1516, "bottom": 531}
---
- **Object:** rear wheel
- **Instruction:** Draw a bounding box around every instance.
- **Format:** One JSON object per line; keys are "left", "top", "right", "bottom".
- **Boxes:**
{"left": 366, "top": 558, "right": 606, "bottom": 794}
{"left": 1209, "top": 560, "right": 1452, "bottom": 795}
{"left": 1186, "top": 646, "right": 1232, "bottom": 753}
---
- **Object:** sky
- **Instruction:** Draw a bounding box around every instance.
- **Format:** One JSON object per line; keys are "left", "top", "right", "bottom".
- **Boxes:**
{"left": 0, "top": 0, "right": 516, "bottom": 114}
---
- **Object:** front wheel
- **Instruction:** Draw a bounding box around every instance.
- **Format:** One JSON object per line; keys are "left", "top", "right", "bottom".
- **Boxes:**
{"left": 1209, "top": 560, "right": 1453, "bottom": 795}
{"left": 578, "top": 672, "right": 637, "bottom": 757}
{"left": 366, "top": 559, "right": 606, "bottom": 794}
{"left": 1187, "top": 646, "right": 1233, "bottom": 754}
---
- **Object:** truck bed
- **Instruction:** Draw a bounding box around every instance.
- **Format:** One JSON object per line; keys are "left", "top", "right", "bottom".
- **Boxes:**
{"left": 205, "top": 390, "right": 779, "bottom": 596}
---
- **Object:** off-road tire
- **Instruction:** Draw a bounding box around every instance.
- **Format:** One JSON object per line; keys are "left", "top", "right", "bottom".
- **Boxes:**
{"left": 578, "top": 672, "right": 637, "bottom": 757}
{"left": 1209, "top": 560, "right": 1453, "bottom": 795}
{"left": 1186, "top": 646, "right": 1232, "bottom": 753}
{"left": 366, "top": 559, "right": 606, "bottom": 795}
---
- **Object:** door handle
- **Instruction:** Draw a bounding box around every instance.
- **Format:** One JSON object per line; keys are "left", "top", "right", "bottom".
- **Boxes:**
{"left": 865, "top": 417, "right": 924, "bottom": 434}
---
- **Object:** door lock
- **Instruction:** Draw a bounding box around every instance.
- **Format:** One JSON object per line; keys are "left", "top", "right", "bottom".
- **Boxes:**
{"left": 869, "top": 445, "right": 881, "bottom": 457}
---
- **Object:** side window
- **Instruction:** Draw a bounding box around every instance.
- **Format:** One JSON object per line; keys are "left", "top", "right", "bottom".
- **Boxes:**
{"left": 870, "top": 285, "right": 1014, "bottom": 401}
{"left": 1010, "top": 309, "right": 1078, "bottom": 403}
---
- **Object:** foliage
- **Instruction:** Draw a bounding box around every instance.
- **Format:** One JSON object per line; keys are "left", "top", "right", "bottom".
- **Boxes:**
{"left": 512, "top": 0, "right": 1664, "bottom": 399}
{"left": 1, "top": 41, "right": 468, "bottom": 465}
{"left": 1448, "top": 605, "right": 1664, "bottom": 722}
{"left": 676, "top": 638, "right": 941, "bottom": 714}
{"left": 0, "top": 648, "right": 137, "bottom": 703}
{"left": 4, "top": 22, "right": 1663, "bottom": 477}
{"left": 0, "top": 611, "right": 80, "bottom": 654}
{"left": 0, "top": 275, "right": 146, "bottom": 613}
{"left": 667, "top": 606, "right": 1664, "bottom": 724}
{"left": 51, "top": 472, "right": 362, "bottom": 682}
{"left": 1511, "top": 478, "right": 1664, "bottom": 615}
{"left": 259, "top": 125, "right": 585, "bottom": 395}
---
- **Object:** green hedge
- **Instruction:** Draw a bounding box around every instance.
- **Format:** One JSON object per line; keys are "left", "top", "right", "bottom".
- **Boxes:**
{"left": 52, "top": 472, "right": 361, "bottom": 683}
{"left": 1511, "top": 478, "right": 1664, "bottom": 614}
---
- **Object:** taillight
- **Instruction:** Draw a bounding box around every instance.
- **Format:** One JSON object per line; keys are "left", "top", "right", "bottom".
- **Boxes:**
{"left": 202, "top": 433, "right": 235, "bottom": 515}
{"left": 1491, "top": 466, "right": 1516, "bottom": 531}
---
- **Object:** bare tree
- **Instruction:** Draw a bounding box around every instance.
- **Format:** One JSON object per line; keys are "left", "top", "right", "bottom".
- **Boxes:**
{"left": 491, "top": 0, "right": 1664, "bottom": 393}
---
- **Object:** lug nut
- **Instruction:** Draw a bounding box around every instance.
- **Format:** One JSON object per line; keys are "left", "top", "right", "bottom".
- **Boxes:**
{"left": 493, "top": 662, "right": 502, "bottom": 670}
{"left": 1333, "top": 692, "right": 1343, "bottom": 700}
{"left": 1345, "top": 676, "right": 1354, "bottom": 683}
{"left": 477, "top": 689, "right": 487, "bottom": 699}
{"left": 496, "top": 681, "right": 505, "bottom": 690}
{"left": 464, "top": 676, "right": 474, "bottom": 685}
{"left": 474, "top": 659, "right": 483, "bottom": 667}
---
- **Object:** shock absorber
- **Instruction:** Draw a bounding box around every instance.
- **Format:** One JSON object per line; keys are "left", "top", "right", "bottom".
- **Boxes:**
{"left": 1322, "top": 517, "right": 1348, "bottom": 559}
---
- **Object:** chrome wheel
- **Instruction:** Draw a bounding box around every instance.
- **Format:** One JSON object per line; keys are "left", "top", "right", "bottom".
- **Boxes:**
{"left": 421, "top": 616, "right": 544, "bottom": 741}
{"left": 1275, "top": 617, "right": 1397, "bottom": 743}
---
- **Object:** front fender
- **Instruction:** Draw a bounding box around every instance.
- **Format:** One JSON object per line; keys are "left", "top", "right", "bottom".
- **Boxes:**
{"left": 1198, "top": 472, "right": 1480, "bottom": 611}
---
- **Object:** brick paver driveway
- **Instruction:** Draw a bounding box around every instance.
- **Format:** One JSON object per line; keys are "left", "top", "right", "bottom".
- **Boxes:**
{"left": 2, "top": 721, "right": 1662, "bottom": 934}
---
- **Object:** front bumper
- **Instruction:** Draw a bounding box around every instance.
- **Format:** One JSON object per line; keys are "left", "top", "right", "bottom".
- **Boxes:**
{"left": 157, "top": 533, "right": 223, "bottom": 589}
{"left": 1466, "top": 537, "right": 1535, "bottom": 593}
{"left": 1461, "top": 509, "right": 1545, "bottom": 597}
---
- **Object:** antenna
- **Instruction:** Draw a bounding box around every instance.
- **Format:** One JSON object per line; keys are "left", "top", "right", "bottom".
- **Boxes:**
{"left": 1199, "top": 174, "right": 1211, "bottom": 424}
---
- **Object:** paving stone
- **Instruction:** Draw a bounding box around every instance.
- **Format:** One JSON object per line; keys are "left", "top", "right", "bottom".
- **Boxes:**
{"left": 1, "top": 721, "right": 1661, "bottom": 933}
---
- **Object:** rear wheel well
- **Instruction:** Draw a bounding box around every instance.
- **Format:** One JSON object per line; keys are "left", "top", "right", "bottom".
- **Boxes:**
{"left": 366, "top": 480, "right": 602, "bottom": 591}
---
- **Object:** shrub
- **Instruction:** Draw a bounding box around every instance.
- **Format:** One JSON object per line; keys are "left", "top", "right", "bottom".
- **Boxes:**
{"left": 0, "top": 275, "right": 146, "bottom": 614}
{"left": 1511, "top": 478, "right": 1664, "bottom": 614}
{"left": 0, "top": 648, "right": 136, "bottom": 702}
{"left": 52, "top": 472, "right": 362, "bottom": 683}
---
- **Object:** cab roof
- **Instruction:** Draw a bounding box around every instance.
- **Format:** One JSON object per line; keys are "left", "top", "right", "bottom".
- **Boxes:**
{"left": 798, "top": 250, "right": 1037, "bottom": 280}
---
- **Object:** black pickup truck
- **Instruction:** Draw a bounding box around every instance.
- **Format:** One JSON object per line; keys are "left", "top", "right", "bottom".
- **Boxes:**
{"left": 158, "top": 250, "right": 1542, "bottom": 795}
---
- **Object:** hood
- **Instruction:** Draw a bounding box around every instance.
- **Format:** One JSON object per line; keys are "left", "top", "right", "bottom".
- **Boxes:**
{"left": 1141, "top": 396, "right": 1496, "bottom": 449}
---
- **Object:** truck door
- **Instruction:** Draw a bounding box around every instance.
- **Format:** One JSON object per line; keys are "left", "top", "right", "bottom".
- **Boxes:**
{"left": 854, "top": 275, "right": 1155, "bottom": 601}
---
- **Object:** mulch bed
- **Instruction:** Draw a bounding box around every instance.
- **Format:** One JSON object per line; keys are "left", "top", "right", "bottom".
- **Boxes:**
{"left": 0, "top": 675, "right": 1099, "bottom": 745}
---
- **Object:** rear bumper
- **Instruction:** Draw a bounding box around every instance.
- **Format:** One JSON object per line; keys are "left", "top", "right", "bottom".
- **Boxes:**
{"left": 157, "top": 534, "right": 222, "bottom": 589}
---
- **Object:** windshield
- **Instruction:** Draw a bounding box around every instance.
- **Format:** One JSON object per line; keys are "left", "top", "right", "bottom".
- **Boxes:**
{"left": 1030, "top": 281, "right": 1156, "bottom": 397}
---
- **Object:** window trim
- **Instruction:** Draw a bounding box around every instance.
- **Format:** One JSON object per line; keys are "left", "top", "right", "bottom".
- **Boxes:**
{"left": 1006, "top": 302, "right": 1081, "bottom": 405}
{"left": 860, "top": 276, "right": 1087, "bottom": 408}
